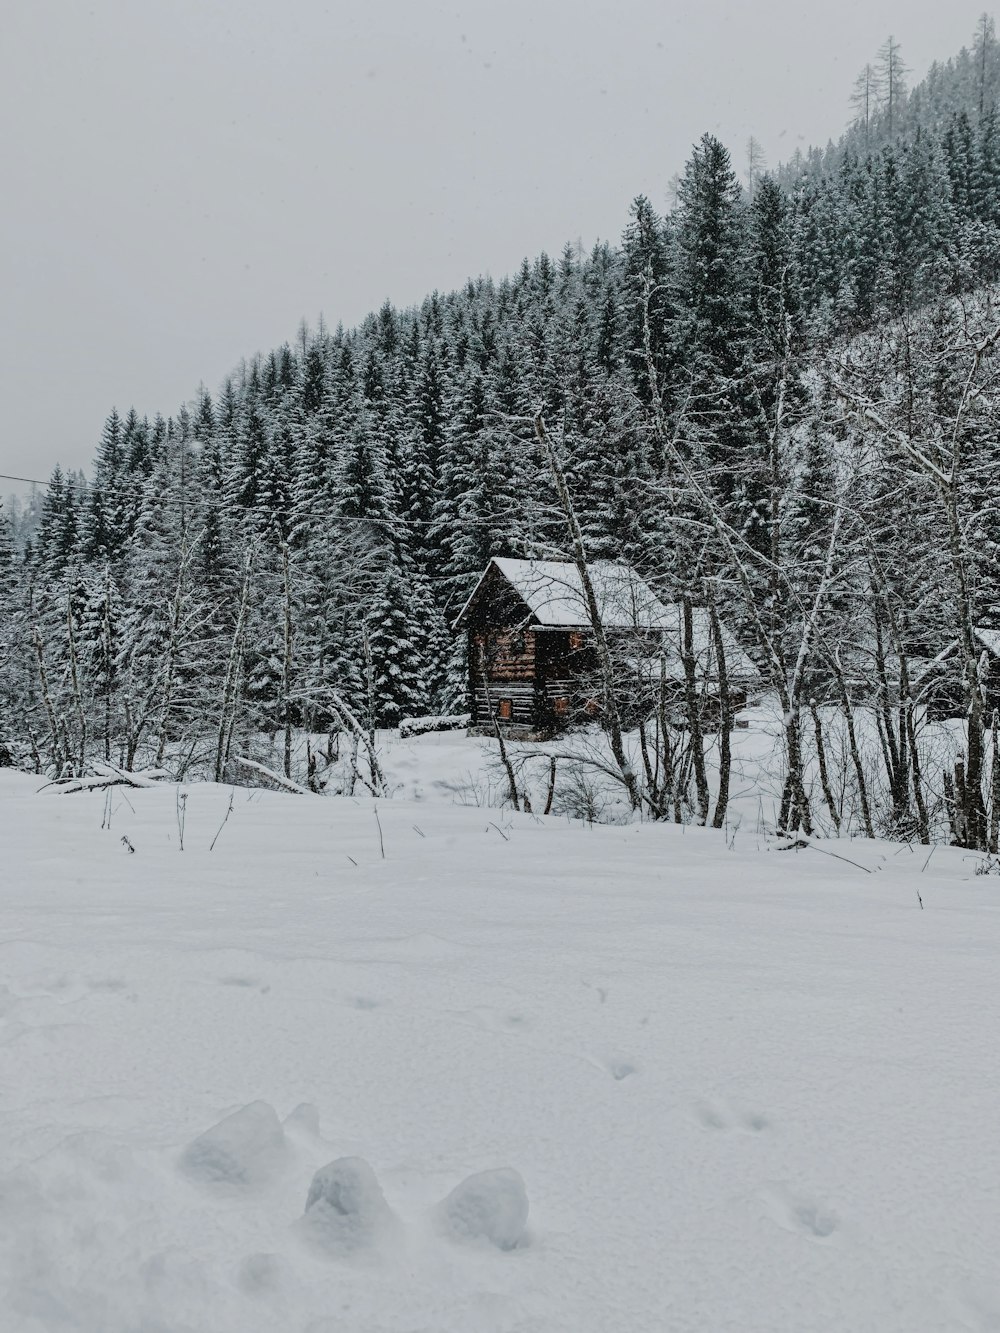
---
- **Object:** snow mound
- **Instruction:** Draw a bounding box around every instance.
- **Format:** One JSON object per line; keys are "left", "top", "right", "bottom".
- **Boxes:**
{"left": 283, "top": 1102, "right": 320, "bottom": 1137}
{"left": 178, "top": 1101, "right": 287, "bottom": 1187}
{"left": 300, "top": 1157, "right": 398, "bottom": 1254}
{"left": 434, "top": 1168, "right": 529, "bottom": 1250}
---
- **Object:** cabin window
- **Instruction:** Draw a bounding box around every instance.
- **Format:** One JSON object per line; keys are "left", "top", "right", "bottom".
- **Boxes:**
{"left": 497, "top": 698, "right": 513, "bottom": 721}
{"left": 584, "top": 697, "right": 600, "bottom": 717}
{"left": 553, "top": 697, "right": 569, "bottom": 717}
{"left": 512, "top": 632, "right": 526, "bottom": 656}
{"left": 569, "top": 632, "right": 585, "bottom": 651}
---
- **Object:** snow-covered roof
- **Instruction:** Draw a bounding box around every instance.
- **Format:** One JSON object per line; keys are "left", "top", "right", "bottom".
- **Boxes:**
{"left": 652, "top": 609, "right": 759, "bottom": 684}
{"left": 899, "top": 628, "right": 1000, "bottom": 680}
{"left": 457, "top": 558, "right": 674, "bottom": 630}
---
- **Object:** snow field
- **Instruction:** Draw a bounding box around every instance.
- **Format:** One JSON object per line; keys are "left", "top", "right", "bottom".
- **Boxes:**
{"left": 1, "top": 760, "right": 1000, "bottom": 1330}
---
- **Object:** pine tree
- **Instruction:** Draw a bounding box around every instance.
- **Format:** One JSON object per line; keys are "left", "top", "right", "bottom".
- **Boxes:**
{"left": 673, "top": 135, "right": 751, "bottom": 376}
{"left": 0, "top": 501, "right": 18, "bottom": 767}
{"left": 81, "top": 409, "right": 135, "bottom": 563}
{"left": 0, "top": 501, "right": 16, "bottom": 599}
{"left": 338, "top": 414, "right": 389, "bottom": 523}
{"left": 230, "top": 394, "right": 269, "bottom": 518}
{"left": 671, "top": 134, "right": 757, "bottom": 527}
{"left": 621, "top": 195, "right": 672, "bottom": 403}
{"left": 897, "top": 129, "right": 955, "bottom": 302}
{"left": 364, "top": 564, "right": 428, "bottom": 727}
{"left": 79, "top": 565, "right": 126, "bottom": 762}
{"left": 35, "top": 467, "right": 82, "bottom": 580}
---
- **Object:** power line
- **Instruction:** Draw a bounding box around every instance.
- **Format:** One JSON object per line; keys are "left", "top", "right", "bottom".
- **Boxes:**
{"left": 0, "top": 472, "right": 47, "bottom": 487}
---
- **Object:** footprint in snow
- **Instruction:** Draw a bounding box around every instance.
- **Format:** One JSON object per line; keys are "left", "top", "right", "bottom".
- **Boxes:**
{"left": 760, "top": 1183, "right": 838, "bottom": 1240}
{"left": 584, "top": 1052, "right": 639, "bottom": 1081}
{"left": 696, "top": 1101, "right": 728, "bottom": 1129}
{"left": 452, "top": 1006, "right": 533, "bottom": 1035}
{"left": 581, "top": 980, "right": 609, "bottom": 1004}
{"left": 696, "top": 1101, "right": 769, "bottom": 1132}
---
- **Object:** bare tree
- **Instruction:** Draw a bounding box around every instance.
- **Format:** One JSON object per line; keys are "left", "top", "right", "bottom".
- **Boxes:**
{"left": 535, "top": 412, "right": 642, "bottom": 812}
{"left": 639, "top": 269, "right": 851, "bottom": 836}
{"left": 877, "top": 36, "right": 907, "bottom": 138}
{"left": 745, "top": 136, "right": 767, "bottom": 203}
{"left": 851, "top": 64, "right": 882, "bottom": 142}
{"left": 974, "top": 12, "right": 997, "bottom": 119}
{"left": 835, "top": 305, "right": 1000, "bottom": 848}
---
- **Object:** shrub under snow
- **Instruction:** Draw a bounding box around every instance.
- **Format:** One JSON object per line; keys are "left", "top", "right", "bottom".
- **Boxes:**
{"left": 434, "top": 1167, "right": 529, "bottom": 1250}
{"left": 300, "top": 1157, "right": 398, "bottom": 1254}
{"left": 178, "top": 1101, "right": 287, "bottom": 1187}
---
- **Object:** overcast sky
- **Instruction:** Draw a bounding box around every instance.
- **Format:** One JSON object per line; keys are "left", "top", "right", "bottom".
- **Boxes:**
{"left": 0, "top": 0, "right": 990, "bottom": 487}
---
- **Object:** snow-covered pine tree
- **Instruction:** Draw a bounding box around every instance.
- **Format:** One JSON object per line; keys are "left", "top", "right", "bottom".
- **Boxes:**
{"left": 364, "top": 563, "right": 429, "bottom": 728}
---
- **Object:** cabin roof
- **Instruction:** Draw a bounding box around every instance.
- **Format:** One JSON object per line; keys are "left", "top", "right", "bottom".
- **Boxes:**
{"left": 650, "top": 610, "right": 759, "bottom": 684}
{"left": 892, "top": 627, "right": 1000, "bottom": 683}
{"left": 455, "top": 558, "right": 759, "bottom": 682}
{"left": 456, "top": 557, "right": 674, "bottom": 630}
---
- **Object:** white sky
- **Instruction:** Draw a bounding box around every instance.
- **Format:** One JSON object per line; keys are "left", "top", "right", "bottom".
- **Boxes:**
{"left": 0, "top": 0, "right": 990, "bottom": 485}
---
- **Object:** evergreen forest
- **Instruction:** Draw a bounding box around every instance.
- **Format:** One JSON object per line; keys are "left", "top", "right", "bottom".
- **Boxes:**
{"left": 5, "top": 17, "right": 1000, "bottom": 847}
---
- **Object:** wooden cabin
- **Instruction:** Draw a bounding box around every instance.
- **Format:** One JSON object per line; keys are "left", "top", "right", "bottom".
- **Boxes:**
{"left": 454, "top": 558, "right": 758, "bottom": 738}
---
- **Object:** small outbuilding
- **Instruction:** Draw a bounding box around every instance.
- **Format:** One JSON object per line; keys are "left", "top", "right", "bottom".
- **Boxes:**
{"left": 454, "top": 557, "right": 758, "bottom": 738}
{"left": 906, "top": 626, "right": 1000, "bottom": 719}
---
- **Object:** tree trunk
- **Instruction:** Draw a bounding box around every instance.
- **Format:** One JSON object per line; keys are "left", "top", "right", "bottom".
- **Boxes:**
{"left": 829, "top": 651, "right": 875, "bottom": 838}
{"left": 990, "top": 711, "right": 1000, "bottom": 854}
{"left": 478, "top": 643, "right": 520, "bottom": 812}
{"left": 681, "top": 594, "right": 710, "bottom": 825}
{"left": 282, "top": 541, "right": 294, "bottom": 780}
{"left": 810, "top": 700, "right": 841, "bottom": 834}
{"left": 707, "top": 583, "right": 732, "bottom": 830}
{"left": 215, "top": 549, "right": 253, "bottom": 784}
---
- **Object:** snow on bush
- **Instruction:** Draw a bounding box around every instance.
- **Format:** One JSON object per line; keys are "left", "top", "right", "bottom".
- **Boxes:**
{"left": 434, "top": 1167, "right": 529, "bottom": 1250}
{"left": 299, "top": 1157, "right": 398, "bottom": 1254}
{"left": 178, "top": 1101, "right": 287, "bottom": 1187}
{"left": 398, "top": 714, "right": 470, "bottom": 739}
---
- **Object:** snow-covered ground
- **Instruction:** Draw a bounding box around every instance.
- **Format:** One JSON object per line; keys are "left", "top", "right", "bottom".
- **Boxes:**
{"left": 2, "top": 754, "right": 1000, "bottom": 1333}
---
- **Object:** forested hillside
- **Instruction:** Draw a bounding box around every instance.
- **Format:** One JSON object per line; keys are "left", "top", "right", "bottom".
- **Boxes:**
{"left": 4, "top": 17, "right": 1000, "bottom": 848}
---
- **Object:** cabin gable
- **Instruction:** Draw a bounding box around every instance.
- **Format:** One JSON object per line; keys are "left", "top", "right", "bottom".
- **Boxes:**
{"left": 462, "top": 564, "right": 540, "bottom": 732}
